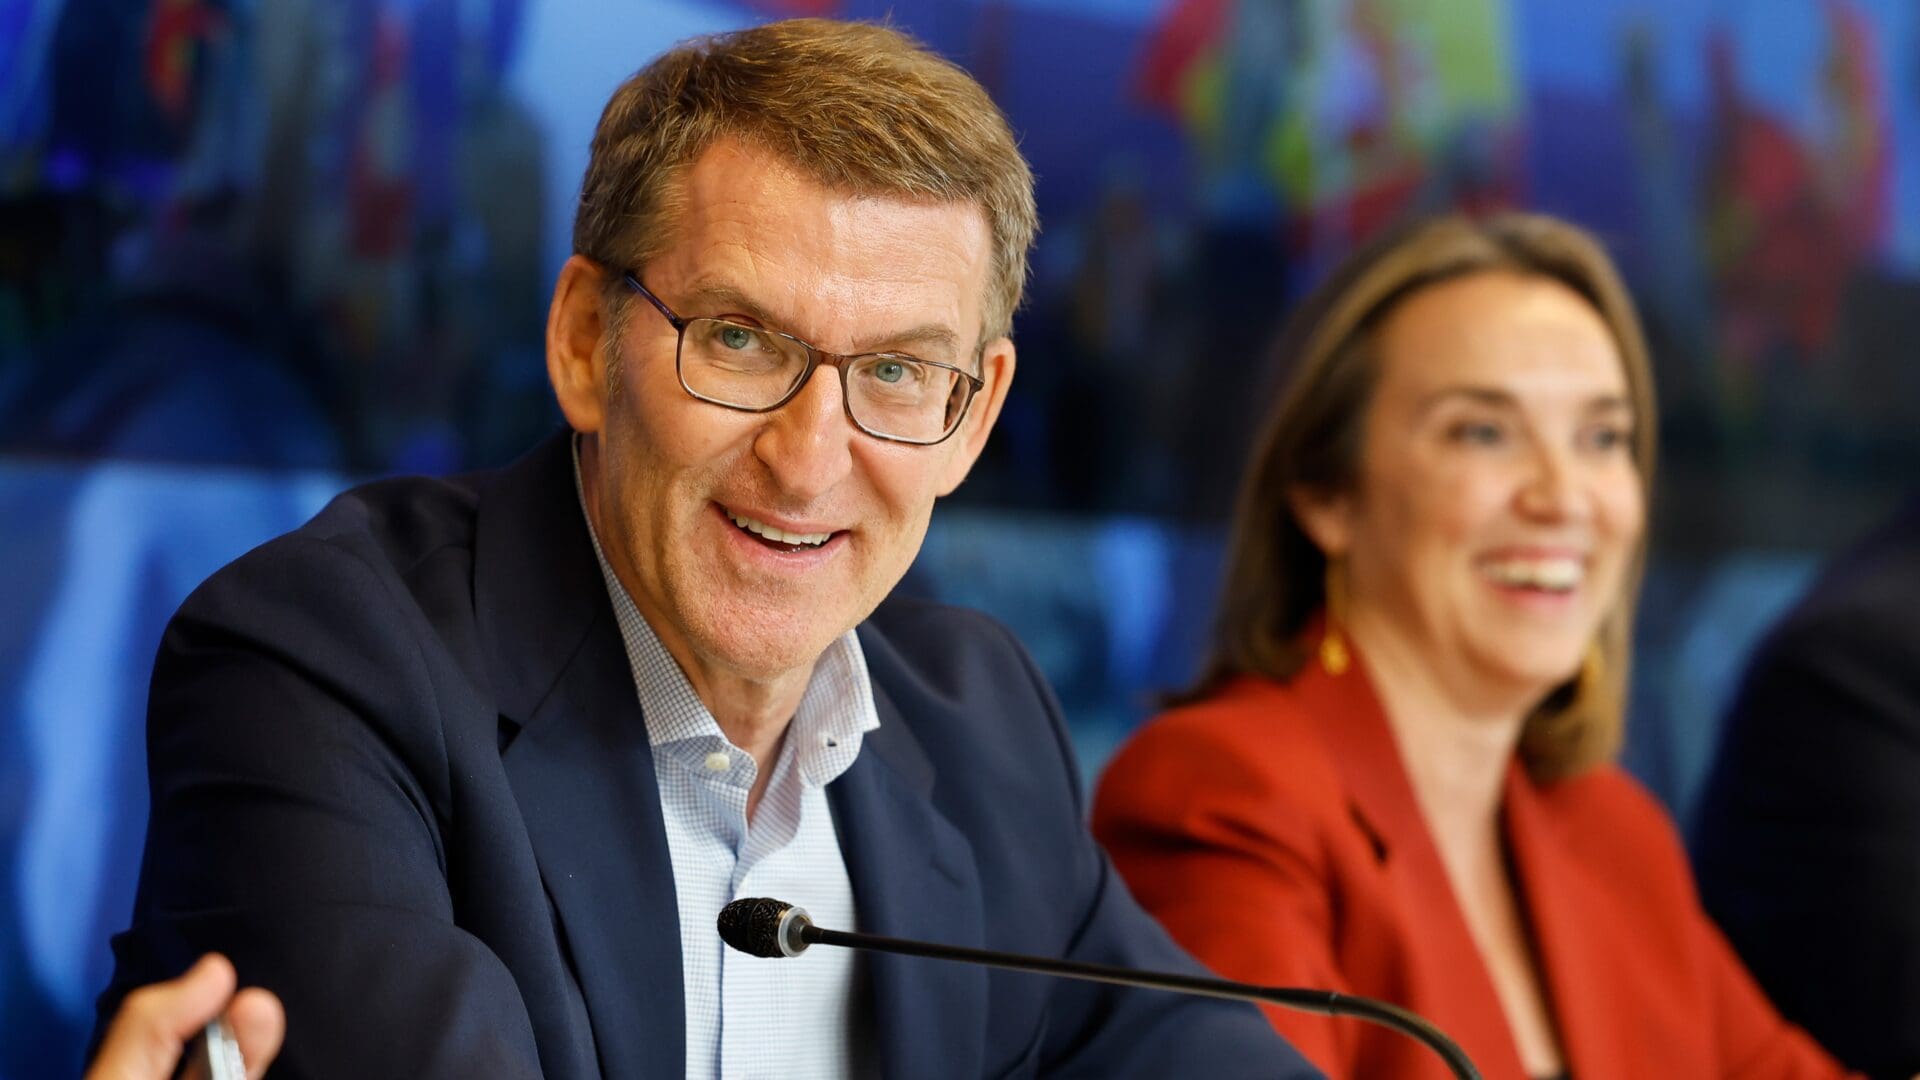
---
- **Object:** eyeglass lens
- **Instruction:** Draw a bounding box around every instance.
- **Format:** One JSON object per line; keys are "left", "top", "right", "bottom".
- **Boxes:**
{"left": 680, "top": 318, "right": 968, "bottom": 443}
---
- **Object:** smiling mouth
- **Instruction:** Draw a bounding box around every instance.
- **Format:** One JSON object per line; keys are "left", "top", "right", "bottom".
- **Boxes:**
{"left": 727, "top": 509, "right": 835, "bottom": 553}
{"left": 1479, "top": 556, "right": 1584, "bottom": 595}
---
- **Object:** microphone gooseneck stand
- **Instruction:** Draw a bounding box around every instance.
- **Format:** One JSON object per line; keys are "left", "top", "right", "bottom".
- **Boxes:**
{"left": 718, "top": 897, "right": 1482, "bottom": 1080}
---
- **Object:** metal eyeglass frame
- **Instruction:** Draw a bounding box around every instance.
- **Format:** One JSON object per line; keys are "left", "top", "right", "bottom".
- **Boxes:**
{"left": 621, "top": 272, "right": 985, "bottom": 446}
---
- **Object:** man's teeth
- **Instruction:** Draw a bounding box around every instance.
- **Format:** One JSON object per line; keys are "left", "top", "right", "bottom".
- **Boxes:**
{"left": 729, "top": 511, "right": 830, "bottom": 547}
{"left": 1482, "top": 557, "right": 1583, "bottom": 592}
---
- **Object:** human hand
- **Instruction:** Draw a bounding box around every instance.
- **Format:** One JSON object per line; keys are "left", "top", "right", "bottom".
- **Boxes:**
{"left": 86, "top": 953, "right": 284, "bottom": 1080}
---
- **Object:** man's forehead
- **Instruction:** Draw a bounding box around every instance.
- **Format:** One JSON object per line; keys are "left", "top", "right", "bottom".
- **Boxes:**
{"left": 649, "top": 142, "right": 995, "bottom": 354}
{"left": 671, "top": 142, "right": 991, "bottom": 260}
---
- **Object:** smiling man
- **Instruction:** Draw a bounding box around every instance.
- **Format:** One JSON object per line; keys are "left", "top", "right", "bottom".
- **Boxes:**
{"left": 551, "top": 136, "right": 1013, "bottom": 820}
{"left": 93, "top": 19, "right": 1315, "bottom": 1080}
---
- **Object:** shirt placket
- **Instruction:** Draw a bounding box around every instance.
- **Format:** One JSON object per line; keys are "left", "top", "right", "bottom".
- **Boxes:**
{"left": 702, "top": 739, "right": 808, "bottom": 1080}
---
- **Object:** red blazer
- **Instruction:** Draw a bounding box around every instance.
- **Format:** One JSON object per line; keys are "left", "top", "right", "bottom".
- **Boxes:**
{"left": 1092, "top": 659, "right": 1851, "bottom": 1080}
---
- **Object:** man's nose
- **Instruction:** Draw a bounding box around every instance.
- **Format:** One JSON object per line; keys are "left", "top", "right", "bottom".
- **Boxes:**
{"left": 753, "top": 365, "right": 855, "bottom": 500}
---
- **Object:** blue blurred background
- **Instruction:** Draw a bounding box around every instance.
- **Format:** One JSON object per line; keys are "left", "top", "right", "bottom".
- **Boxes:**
{"left": 4, "top": 0, "right": 1918, "bottom": 1073}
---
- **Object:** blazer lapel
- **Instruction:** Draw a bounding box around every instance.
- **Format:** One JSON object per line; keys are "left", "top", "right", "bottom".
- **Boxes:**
{"left": 1297, "top": 651, "right": 1531, "bottom": 1078}
{"left": 501, "top": 624, "right": 684, "bottom": 1079}
{"left": 828, "top": 676, "right": 987, "bottom": 1080}
{"left": 478, "top": 432, "right": 685, "bottom": 1078}
{"left": 1503, "top": 768, "right": 1627, "bottom": 1080}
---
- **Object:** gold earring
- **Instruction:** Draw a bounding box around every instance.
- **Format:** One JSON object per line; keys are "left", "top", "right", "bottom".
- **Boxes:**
{"left": 1320, "top": 558, "right": 1350, "bottom": 676}
{"left": 1580, "top": 641, "right": 1605, "bottom": 694}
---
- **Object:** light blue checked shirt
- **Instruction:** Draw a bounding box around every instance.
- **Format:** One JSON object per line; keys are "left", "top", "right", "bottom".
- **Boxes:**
{"left": 574, "top": 446, "right": 878, "bottom": 1079}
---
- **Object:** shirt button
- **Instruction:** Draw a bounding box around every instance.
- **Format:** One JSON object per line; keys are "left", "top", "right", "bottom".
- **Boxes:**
{"left": 819, "top": 734, "right": 837, "bottom": 748}
{"left": 703, "top": 751, "right": 730, "bottom": 772}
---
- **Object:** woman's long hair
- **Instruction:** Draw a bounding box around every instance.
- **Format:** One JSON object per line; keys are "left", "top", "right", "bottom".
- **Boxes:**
{"left": 1182, "top": 212, "right": 1658, "bottom": 781}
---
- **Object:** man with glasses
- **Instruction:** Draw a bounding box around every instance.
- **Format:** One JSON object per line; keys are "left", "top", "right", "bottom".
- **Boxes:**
{"left": 95, "top": 18, "right": 1314, "bottom": 1079}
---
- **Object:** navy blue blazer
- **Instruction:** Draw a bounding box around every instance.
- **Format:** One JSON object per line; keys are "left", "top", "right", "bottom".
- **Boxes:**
{"left": 1694, "top": 497, "right": 1920, "bottom": 1079}
{"left": 96, "top": 432, "right": 1314, "bottom": 1079}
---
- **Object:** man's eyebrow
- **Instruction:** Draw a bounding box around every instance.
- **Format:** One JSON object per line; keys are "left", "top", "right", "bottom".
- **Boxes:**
{"left": 678, "top": 280, "right": 785, "bottom": 327}
{"left": 860, "top": 323, "right": 963, "bottom": 358}
{"left": 679, "top": 278, "right": 964, "bottom": 359}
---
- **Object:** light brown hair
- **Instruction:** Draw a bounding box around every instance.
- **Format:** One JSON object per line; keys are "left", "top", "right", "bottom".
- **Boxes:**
{"left": 1185, "top": 212, "right": 1658, "bottom": 780}
{"left": 573, "top": 18, "right": 1038, "bottom": 346}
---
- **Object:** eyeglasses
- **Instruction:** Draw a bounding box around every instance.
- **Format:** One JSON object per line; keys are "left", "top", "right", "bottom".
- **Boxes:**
{"left": 621, "top": 273, "right": 985, "bottom": 446}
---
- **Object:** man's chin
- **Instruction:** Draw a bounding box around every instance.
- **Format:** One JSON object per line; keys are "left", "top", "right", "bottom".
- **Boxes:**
{"left": 686, "top": 610, "right": 852, "bottom": 683}
{"left": 672, "top": 566, "right": 904, "bottom": 681}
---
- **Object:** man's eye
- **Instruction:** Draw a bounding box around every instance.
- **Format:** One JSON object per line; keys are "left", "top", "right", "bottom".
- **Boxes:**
{"left": 873, "top": 360, "right": 908, "bottom": 384}
{"left": 719, "top": 326, "right": 757, "bottom": 351}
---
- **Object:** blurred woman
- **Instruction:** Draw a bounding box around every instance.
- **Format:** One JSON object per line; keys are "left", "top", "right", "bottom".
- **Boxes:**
{"left": 1092, "top": 213, "right": 1850, "bottom": 1079}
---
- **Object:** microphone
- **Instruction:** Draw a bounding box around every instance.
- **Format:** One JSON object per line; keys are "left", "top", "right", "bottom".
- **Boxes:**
{"left": 718, "top": 896, "right": 1481, "bottom": 1079}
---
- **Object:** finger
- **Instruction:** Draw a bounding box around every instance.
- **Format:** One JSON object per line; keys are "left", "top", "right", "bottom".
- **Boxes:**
{"left": 86, "top": 954, "right": 238, "bottom": 1080}
{"left": 224, "top": 986, "right": 286, "bottom": 1080}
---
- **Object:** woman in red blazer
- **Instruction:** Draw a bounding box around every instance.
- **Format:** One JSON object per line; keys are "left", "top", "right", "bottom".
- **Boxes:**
{"left": 1093, "top": 214, "right": 1851, "bottom": 1080}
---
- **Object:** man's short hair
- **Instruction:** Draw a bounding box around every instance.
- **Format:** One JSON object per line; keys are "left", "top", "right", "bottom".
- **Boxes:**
{"left": 574, "top": 18, "right": 1038, "bottom": 345}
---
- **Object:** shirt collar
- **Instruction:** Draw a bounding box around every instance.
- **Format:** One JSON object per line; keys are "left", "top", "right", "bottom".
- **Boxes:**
{"left": 570, "top": 435, "right": 878, "bottom": 788}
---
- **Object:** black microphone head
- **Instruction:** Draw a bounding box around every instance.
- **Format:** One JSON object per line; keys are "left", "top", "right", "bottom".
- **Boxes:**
{"left": 718, "top": 897, "right": 812, "bottom": 958}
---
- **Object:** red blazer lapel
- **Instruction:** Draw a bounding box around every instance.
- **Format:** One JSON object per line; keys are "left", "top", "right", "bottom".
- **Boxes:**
{"left": 1293, "top": 651, "right": 1532, "bottom": 1079}
{"left": 1503, "top": 768, "right": 1614, "bottom": 1078}
{"left": 1504, "top": 767, "right": 1715, "bottom": 1080}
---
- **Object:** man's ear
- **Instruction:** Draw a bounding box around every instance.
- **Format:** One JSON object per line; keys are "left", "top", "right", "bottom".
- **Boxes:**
{"left": 1288, "top": 484, "right": 1354, "bottom": 559}
{"left": 547, "top": 255, "right": 612, "bottom": 434}
{"left": 936, "top": 336, "right": 1016, "bottom": 496}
